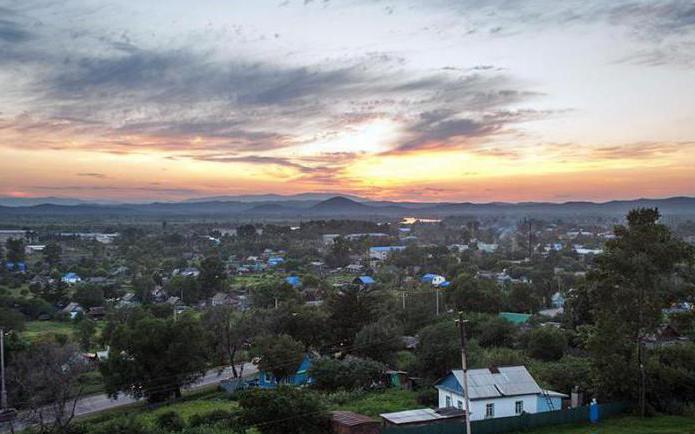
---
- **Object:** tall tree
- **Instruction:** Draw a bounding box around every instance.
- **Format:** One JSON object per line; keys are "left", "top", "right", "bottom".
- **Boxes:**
{"left": 588, "top": 208, "right": 693, "bottom": 406}
{"left": 203, "top": 306, "right": 257, "bottom": 378}
{"left": 42, "top": 242, "right": 62, "bottom": 268}
{"left": 101, "top": 313, "right": 209, "bottom": 402}
{"left": 199, "top": 256, "right": 227, "bottom": 296}
{"left": 5, "top": 238, "right": 25, "bottom": 263}
{"left": 252, "top": 334, "right": 304, "bottom": 383}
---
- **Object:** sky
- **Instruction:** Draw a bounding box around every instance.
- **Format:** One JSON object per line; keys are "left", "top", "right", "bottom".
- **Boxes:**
{"left": 1, "top": 0, "right": 694, "bottom": 203}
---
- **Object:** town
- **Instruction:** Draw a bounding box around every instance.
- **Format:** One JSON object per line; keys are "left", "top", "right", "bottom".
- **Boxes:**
{"left": 1, "top": 202, "right": 694, "bottom": 433}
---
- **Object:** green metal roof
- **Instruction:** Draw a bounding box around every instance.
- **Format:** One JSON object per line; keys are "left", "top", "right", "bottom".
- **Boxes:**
{"left": 499, "top": 312, "right": 532, "bottom": 324}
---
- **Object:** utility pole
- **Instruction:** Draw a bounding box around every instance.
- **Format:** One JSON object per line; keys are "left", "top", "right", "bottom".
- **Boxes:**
{"left": 435, "top": 288, "right": 440, "bottom": 316}
{"left": 402, "top": 291, "right": 406, "bottom": 310}
{"left": 1, "top": 328, "right": 7, "bottom": 410}
{"left": 456, "top": 313, "right": 472, "bottom": 434}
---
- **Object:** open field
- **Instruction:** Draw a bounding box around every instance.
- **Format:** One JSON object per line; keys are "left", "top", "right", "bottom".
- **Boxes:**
{"left": 22, "top": 320, "right": 75, "bottom": 339}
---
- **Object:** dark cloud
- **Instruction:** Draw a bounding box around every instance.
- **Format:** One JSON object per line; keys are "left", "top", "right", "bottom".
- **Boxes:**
{"left": 77, "top": 172, "right": 107, "bottom": 178}
{"left": 590, "top": 141, "right": 695, "bottom": 160}
{"left": 0, "top": 18, "right": 33, "bottom": 43}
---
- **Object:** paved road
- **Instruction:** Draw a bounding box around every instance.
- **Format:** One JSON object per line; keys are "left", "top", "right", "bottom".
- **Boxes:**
{"left": 2, "top": 363, "right": 258, "bottom": 432}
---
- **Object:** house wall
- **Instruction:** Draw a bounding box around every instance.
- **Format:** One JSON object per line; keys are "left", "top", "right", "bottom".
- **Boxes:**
{"left": 437, "top": 389, "right": 539, "bottom": 421}
{"left": 536, "top": 395, "right": 563, "bottom": 412}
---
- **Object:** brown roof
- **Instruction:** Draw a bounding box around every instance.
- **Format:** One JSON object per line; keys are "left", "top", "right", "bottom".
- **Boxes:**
{"left": 331, "top": 411, "right": 377, "bottom": 427}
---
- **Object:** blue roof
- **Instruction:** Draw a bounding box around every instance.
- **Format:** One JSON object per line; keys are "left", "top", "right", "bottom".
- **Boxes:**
{"left": 285, "top": 276, "right": 302, "bottom": 287}
{"left": 370, "top": 246, "right": 405, "bottom": 252}
{"left": 421, "top": 273, "right": 437, "bottom": 282}
{"left": 355, "top": 276, "right": 375, "bottom": 285}
{"left": 63, "top": 272, "right": 80, "bottom": 279}
{"left": 440, "top": 281, "right": 451, "bottom": 288}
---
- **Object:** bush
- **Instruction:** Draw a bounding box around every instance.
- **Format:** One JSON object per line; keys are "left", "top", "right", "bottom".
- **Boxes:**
{"left": 309, "top": 356, "right": 385, "bottom": 391}
{"left": 188, "top": 409, "right": 237, "bottom": 427}
{"left": 416, "top": 388, "right": 438, "bottom": 406}
{"left": 88, "top": 416, "right": 158, "bottom": 434}
{"left": 239, "top": 387, "right": 330, "bottom": 434}
{"left": 526, "top": 327, "right": 567, "bottom": 361}
{"left": 156, "top": 411, "right": 185, "bottom": 431}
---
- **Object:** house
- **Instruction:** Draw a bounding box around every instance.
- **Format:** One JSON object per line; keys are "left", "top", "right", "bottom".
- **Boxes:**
{"left": 499, "top": 312, "right": 532, "bottom": 325}
{"left": 87, "top": 306, "right": 106, "bottom": 320}
{"left": 330, "top": 411, "right": 380, "bottom": 434}
{"left": 211, "top": 292, "right": 237, "bottom": 306}
{"left": 477, "top": 242, "right": 499, "bottom": 253}
{"left": 369, "top": 246, "right": 406, "bottom": 261}
{"left": 267, "top": 256, "right": 285, "bottom": 267}
{"left": 61, "top": 302, "right": 84, "bottom": 319}
{"left": 353, "top": 276, "right": 375, "bottom": 287}
{"left": 4, "top": 261, "right": 27, "bottom": 273}
{"left": 421, "top": 273, "right": 447, "bottom": 286}
{"left": 62, "top": 272, "right": 82, "bottom": 285}
{"left": 257, "top": 354, "right": 313, "bottom": 389}
{"left": 380, "top": 408, "right": 466, "bottom": 427}
{"left": 434, "top": 366, "right": 567, "bottom": 421}
{"left": 285, "top": 276, "right": 302, "bottom": 288}
{"left": 345, "top": 264, "right": 364, "bottom": 274}
{"left": 176, "top": 267, "right": 200, "bottom": 278}
{"left": 551, "top": 292, "right": 566, "bottom": 308}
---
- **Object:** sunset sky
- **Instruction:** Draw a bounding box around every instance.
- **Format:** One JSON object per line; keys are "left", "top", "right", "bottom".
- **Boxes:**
{"left": 1, "top": 0, "right": 694, "bottom": 202}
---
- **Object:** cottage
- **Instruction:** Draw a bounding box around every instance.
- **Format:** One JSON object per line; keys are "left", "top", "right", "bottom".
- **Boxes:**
{"left": 285, "top": 276, "right": 302, "bottom": 288}
{"left": 257, "top": 354, "right": 313, "bottom": 389}
{"left": 421, "top": 273, "right": 447, "bottom": 286}
{"left": 62, "top": 272, "right": 82, "bottom": 285}
{"left": 380, "top": 408, "right": 465, "bottom": 427}
{"left": 211, "top": 292, "right": 237, "bottom": 307}
{"left": 368, "top": 246, "right": 406, "bottom": 261}
{"left": 353, "top": 275, "right": 376, "bottom": 287}
{"left": 331, "top": 411, "right": 380, "bottom": 434}
{"left": 61, "top": 302, "right": 84, "bottom": 319}
{"left": 434, "top": 366, "right": 566, "bottom": 421}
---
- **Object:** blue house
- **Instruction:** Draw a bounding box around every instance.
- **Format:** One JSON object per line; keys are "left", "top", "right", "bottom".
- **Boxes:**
{"left": 258, "top": 354, "right": 314, "bottom": 389}
{"left": 285, "top": 276, "right": 302, "bottom": 288}
{"left": 4, "top": 261, "right": 27, "bottom": 273}
{"left": 353, "top": 275, "right": 376, "bottom": 286}
{"left": 267, "top": 256, "right": 285, "bottom": 267}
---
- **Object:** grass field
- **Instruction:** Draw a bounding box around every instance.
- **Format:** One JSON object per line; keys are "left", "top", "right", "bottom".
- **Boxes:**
{"left": 23, "top": 320, "right": 75, "bottom": 339}
{"left": 332, "top": 389, "right": 419, "bottom": 417}
{"left": 511, "top": 415, "right": 695, "bottom": 434}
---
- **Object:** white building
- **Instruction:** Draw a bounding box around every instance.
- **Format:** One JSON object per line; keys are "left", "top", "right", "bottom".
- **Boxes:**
{"left": 368, "top": 246, "right": 406, "bottom": 261}
{"left": 476, "top": 242, "right": 499, "bottom": 254}
{"left": 434, "top": 366, "right": 565, "bottom": 421}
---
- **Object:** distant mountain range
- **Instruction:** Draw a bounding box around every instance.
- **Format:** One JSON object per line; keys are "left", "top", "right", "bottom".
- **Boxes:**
{"left": 1, "top": 195, "right": 695, "bottom": 219}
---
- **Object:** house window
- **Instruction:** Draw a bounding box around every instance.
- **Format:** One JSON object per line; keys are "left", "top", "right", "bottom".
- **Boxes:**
{"left": 264, "top": 373, "right": 273, "bottom": 383}
{"left": 446, "top": 396, "right": 452, "bottom": 407}
{"left": 485, "top": 403, "right": 495, "bottom": 418}
{"left": 457, "top": 400, "right": 463, "bottom": 410}
{"left": 515, "top": 400, "right": 524, "bottom": 415}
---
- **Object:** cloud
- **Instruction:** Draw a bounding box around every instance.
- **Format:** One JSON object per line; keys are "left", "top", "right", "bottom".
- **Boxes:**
{"left": 77, "top": 172, "right": 107, "bottom": 178}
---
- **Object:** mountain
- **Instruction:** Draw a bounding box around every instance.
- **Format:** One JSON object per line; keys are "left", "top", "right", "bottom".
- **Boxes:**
{"left": 310, "top": 196, "right": 372, "bottom": 213}
{"left": 183, "top": 192, "right": 368, "bottom": 203}
{"left": 0, "top": 196, "right": 100, "bottom": 207}
{"left": 1, "top": 195, "right": 694, "bottom": 219}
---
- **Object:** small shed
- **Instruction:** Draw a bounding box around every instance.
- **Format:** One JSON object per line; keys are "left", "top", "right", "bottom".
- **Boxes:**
{"left": 331, "top": 411, "right": 380, "bottom": 434}
{"left": 380, "top": 408, "right": 465, "bottom": 427}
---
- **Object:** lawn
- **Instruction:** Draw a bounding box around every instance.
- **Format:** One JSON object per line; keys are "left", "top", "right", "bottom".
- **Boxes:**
{"left": 514, "top": 415, "right": 695, "bottom": 434}
{"left": 332, "top": 389, "right": 419, "bottom": 418}
{"left": 23, "top": 320, "right": 75, "bottom": 340}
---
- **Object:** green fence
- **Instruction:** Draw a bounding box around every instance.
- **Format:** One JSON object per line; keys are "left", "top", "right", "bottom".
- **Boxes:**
{"left": 382, "top": 402, "right": 628, "bottom": 434}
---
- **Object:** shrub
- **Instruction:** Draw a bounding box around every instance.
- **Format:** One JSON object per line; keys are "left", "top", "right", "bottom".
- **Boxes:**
{"left": 526, "top": 327, "right": 567, "bottom": 361}
{"left": 156, "top": 411, "right": 185, "bottom": 432}
{"left": 188, "top": 409, "right": 237, "bottom": 428}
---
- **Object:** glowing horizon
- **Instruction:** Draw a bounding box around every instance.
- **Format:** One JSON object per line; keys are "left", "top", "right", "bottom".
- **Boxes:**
{"left": 1, "top": 1, "right": 694, "bottom": 203}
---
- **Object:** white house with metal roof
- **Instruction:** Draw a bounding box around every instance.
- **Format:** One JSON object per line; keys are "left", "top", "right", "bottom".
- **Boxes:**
{"left": 434, "top": 366, "right": 566, "bottom": 421}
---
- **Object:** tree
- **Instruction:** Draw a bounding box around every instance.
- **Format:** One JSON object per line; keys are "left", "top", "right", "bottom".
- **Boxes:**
{"left": 101, "top": 313, "right": 209, "bottom": 402}
{"left": 0, "top": 307, "right": 25, "bottom": 331}
{"left": 445, "top": 274, "right": 502, "bottom": 313}
{"left": 203, "top": 306, "right": 257, "bottom": 378}
{"left": 237, "top": 224, "right": 257, "bottom": 239}
{"left": 199, "top": 256, "right": 227, "bottom": 296}
{"left": 270, "top": 305, "right": 330, "bottom": 351}
{"left": 8, "top": 342, "right": 89, "bottom": 433}
{"left": 252, "top": 334, "right": 304, "bottom": 383}
{"left": 415, "top": 320, "right": 460, "bottom": 379}
{"left": 5, "top": 238, "right": 25, "bottom": 263}
{"left": 42, "top": 242, "right": 62, "bottom": 267}
{"left": 354, "top": 320, "right": 403, "bottom": 364}
{"left": 477, "top": 316, "right": 518, "bottom": 348}
{"left": 309, "top": 356, "right": 385, "bottom": 391}
{"left": 76, "top": 317, "right": 97, "bottom": 351}
{"left": 526, "top": 327, "right": 567, "bottom": 361}
{"left": 325, "top": 237, "right": 351, "bottom": 268}
{"left": 73, "top": 284, "right": 105, "bottom": 308}
{"left": 507, "top": 283, "right": 541, "bottom": 313}
{"left": 588, "top": 208, "right": 693, "bottom": 403}
{"left": 239, "top": 387, "right": 330, "bottom": 434}
{"left": 327, "top": 286, "right": 382, "bottom": 346}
